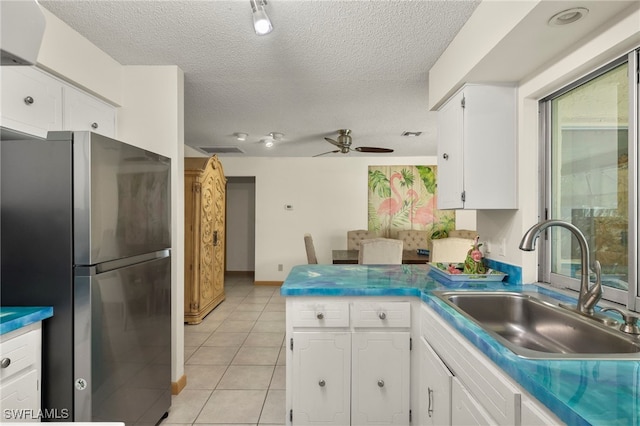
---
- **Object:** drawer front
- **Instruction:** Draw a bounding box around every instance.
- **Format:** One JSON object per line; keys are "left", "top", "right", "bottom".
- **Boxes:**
{"left": 352, "top": 301, "right": 411, "bottom": 328}
{"left": 0, "top": 329, "right": 39, "bottom": 381}
{"left": 292, "top": 301, "right": 350, "bottom": 328}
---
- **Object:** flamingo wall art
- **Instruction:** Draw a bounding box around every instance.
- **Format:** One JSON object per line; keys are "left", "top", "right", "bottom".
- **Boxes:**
{"left": 368, "top": 165, "right": 454, "bottom": 239}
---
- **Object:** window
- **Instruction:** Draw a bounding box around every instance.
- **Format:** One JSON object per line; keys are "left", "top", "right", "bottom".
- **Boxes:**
{"left": 541, "top": 50, "right": 638, "bottom": 309}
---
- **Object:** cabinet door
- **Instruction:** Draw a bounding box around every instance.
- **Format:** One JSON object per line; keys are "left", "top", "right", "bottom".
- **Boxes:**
{"left": 0, "top": 369, "right": 40, "bottom": 420}
{"left": 211, "top": 161, "right": 226, "bottom": 302}
{"left": 64, "top": 85, "right": 116, "bottom": 138}
{"left": 352, "top": 332, "right": 410, "bottom": 425}
{"left": 419, "top": 337, "right": 452, "bottom": 426}
{"left": 437, "top": 90, "right": 464, "bottom": 209}
{"left": 1, "top": 67, "right": 63, "bottom": 138}
{"left": 451, "top": 377, "right": 497, "bottom": 426}
{"left": 292, "top": 332, "right": 351, "bottom": 425}
{"left": 521, "top": 397, "right": 563, "bottom": 426}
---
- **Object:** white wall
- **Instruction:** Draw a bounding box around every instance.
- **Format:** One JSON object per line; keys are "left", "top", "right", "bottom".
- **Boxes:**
{"left": 429, "top": 2, "right": 640, "bottom": 283}
{"left": 36, "top": 9, "right": 186, "bottom": 386}
{"left": 220, "top": 156, "right": 476, "bottom": 282}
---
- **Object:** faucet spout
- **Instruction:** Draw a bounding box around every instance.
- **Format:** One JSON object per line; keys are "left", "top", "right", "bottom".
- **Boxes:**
{"left": 519, "top": 220, "right": 602, "bottom": 314}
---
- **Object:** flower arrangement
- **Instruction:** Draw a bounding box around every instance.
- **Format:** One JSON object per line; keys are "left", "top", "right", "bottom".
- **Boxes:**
{"left": 463, "top": 236, "right": 487, "bottom": 274}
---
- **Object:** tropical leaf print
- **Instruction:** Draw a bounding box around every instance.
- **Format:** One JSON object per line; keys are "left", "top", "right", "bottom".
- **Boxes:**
{"left": 368, "top": 169, "right": 391, "bottom": 198}
{"left": 416, "top": 166, "right": 437, "bottom": 194}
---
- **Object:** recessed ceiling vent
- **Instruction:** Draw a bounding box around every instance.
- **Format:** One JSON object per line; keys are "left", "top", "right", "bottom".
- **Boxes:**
{"left": 197, "top": 146, "right": 245, "bottom": 154}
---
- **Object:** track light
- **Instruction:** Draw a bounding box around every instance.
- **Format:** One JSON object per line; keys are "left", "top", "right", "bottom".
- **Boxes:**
{"left": 250, "top": 0, "right": 273, "bottom": 35}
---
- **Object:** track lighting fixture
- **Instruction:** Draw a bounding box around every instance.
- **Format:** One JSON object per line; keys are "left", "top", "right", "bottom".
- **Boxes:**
{"left": 250, "top": 0, "right": 273, "bottom": 35}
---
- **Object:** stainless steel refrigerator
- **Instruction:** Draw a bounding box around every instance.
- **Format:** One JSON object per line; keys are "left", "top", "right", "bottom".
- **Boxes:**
{"left": 1, "top": 130, "right": 171, "bottom": 424}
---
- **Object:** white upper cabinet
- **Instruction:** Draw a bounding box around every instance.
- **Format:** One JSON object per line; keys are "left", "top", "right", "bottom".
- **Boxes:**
{"left": 1, "top": 66, "right": 116, "bottom": 139}
{"left": 437, "top": 84, "right": 517, "bottom": 210}
{"left": 64, "top": 84, "right": 115, "bottom": 137}
{"left": 1, "top": 66, "right": 63, "bottom": 138}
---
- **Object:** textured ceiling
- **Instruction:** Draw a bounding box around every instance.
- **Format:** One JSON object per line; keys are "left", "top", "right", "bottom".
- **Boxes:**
{"left": 39, "top": 0, "right": 481, "bottom": 157}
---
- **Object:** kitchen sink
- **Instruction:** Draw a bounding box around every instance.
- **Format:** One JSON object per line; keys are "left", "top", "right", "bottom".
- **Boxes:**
{"left": 433, "top": 291, "right": 640, "bottom": 359}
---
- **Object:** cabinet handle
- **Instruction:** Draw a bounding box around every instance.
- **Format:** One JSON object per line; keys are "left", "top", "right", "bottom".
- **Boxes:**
{"left": 318, "top": 379, "right": 326, "bottom": 387}
{"left": 316, "top": 312, "right": 324, "bottom": 320}
{"left": 428, "top": 387, "right": 434, "bottom": 417}
{"left": 442, "top": 153, "right": 449, "bottom": 160}
{"left": 24, "top": 96, "right": 34, "bottom": 105}
{"left": 1, "top": 358, "right": 10, "bottom": 369}
{"left": 213, "top": 231, "right": 218, "bottom": 246}
{"left": 378, "top": 312, "right": 386, "bottom": 320}
{"left": 91, "top": 122, "right": 99, "bottom": 129}
{"left": 377, "top": 379, "right": 385, "bottom": 388}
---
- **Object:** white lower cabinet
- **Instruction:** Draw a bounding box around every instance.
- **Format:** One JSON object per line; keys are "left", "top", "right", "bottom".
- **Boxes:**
{"left": 451, "top": 378, "right": 497, "bottom": 425}
{"left": 0, "top": 322, "right": 43, "bottom": 422}
{"left": 351, "top": 332, "right": 410, "bottom": 425}
{"left": 287, "top": 299, "right": 411, "bottom": 425}
{"left": 419, "top": 337, "right": 452, "bottom": 426}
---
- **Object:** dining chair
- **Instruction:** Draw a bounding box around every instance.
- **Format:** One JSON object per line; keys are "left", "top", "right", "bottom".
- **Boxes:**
{"left": 430, "top": 237, "right": 474, "bottom": 263}
{"left": 304, "top": 233, "right": 318, "bottom": 264}
{"left": 397, "top": 230, "right": 431, "bottom": 251}
{"left": 358, "top": 238, "right": 404, "bottom": 265}
{"left": 347, "top": 229, "right": 380, "bottom": 250}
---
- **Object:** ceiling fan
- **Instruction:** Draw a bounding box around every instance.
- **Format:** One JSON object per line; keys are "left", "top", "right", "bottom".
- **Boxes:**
{"left": 313, "top": 129, "right": 394, "bottom": 157}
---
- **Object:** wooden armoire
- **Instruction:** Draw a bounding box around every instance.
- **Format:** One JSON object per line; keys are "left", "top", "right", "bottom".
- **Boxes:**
{"left": 184, "top": 156, "right": 227, "bottom": 324}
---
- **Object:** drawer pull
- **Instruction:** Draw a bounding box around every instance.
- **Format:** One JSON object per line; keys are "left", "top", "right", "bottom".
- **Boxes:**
{"left": 24, "top": 96, "right": 34, "bottom": 105}
{"left": 316, "top": 312, "right": 324, "bottom": 320}
{"left": 442, "top": 153, "right": 449, "bottom": 160}
{"left": 318, "top": 379, "right": 326, "bottom": 387}
{"left": 377, "top": 379, "right": 385, "bottom": 388}
{"left": 91, "top": 122, "right": 99, "bottom": 129}
{"left": 428, "top": 387, "right": 434, "bottom": 417}
{"left": 378, "top": 312, "right": 387, "bottom": 320}
{"left": 1, "top": 358, "right": 10, "bottom": 368}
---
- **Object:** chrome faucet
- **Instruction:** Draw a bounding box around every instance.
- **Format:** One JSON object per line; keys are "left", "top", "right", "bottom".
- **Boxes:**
{"left": 519, "top": 220, "right": 602, "bottom": 315}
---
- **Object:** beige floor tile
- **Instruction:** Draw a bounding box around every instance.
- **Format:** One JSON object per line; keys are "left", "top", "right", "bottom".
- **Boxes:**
{"left": 269, "top": 366, "right": 285, "bottom": 390}
{"left": 276, "top": 347, "right": 286, "bottom": 366}
{"left": 227, "top": 310, "right": 262, "bottom": 321}
{"left": 187, "top": 346, "right": 239, "bottom": 365}
{"left": 258, "top": 390, "right": 286, "bottom": 424}
{"left": 217, "top": 365, "right": 274, "bottom": 389}
{"left": 243, "top": 332, "right": 284, "bottom": 347}
{"left": 252, "top": 321, "right": 285, "bottom": 333}
{"left": 184, "top": 364, "right": 227, "bottom": 390}
{"left": 242, "top": 295, "right": 272, "bottom": 304}
{"left": 184, "top": 346, "right": 199, "bottom": 362}
{"left": 202, "top": 331, "right": 248, "bottom": 347}
{"left": 232, "top": 346, "right": 280, "bottom": 365}
{"left": 217, "top": 319, "right": 256, "bottom": 332}
{"left": 258, "top": 311, "right": 285, "bottom": 322}
{"left": 165, "top": 389, "right": 212, "bottom": 423}
{"left": 235, "top": 303, "right": 267, "bottom": 312}
{"left": 184, "top": 331, "right": 212, "bottom": 347}
{"left": 186, "top": 319, "right": 222, "bottom": 333}
{"left": 263, "top": 303, "right": 286, "bottom": 312}
{"left": 195, "top": 390, "right": 267, "bottom": 424}
{"left": 249, "top": 287, "right": 278, "bottom": 295}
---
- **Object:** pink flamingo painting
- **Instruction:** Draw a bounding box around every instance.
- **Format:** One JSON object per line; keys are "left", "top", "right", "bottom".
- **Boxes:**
{"left": 377, "top": 172, "right": 403, "bottom": 217}
{"left": 407, "top": 189, "right": 436, "bottom": 226}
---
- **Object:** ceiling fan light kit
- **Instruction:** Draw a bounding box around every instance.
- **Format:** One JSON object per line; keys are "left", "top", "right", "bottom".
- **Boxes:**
{"left": 315, "top": 129, "right": 394, "bottom": 157}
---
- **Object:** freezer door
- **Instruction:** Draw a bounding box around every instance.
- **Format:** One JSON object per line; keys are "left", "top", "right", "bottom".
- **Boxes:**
{"left": 74, "top": 252, "right": 171, "bottom": 424}
{"left": 51, "top": 131, "right": 171, "bottom": 265}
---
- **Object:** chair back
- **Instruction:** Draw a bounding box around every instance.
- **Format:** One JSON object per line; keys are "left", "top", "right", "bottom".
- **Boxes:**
{"left": 430, "top": 237, "right": 474, "bottom": 263}
{"left": 448, "top": 229, "right": 479, "bottom": 240}
{"left": 397, "top": 230, "right": 431, "bottom": 251}
{"left": 347, "top": 229, "right": 379, "bottom": 250}
{"left": 358, "top": 238, "right": 404, "bottom": 265}
{"left": 304, "top": 233, "right": 318, "bottom": 264}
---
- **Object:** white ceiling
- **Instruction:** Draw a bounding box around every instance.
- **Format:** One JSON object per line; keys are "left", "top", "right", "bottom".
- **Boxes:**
{"left": 38, "top": 0, "right": 481, "bottom": 157}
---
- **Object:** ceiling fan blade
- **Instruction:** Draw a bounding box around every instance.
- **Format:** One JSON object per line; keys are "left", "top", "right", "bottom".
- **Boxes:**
{"left": 354, "top": 146, "right": 394, "bottom": 153}
{"left": 313, "top": 150, "right": 341, "bottom": 157}
{"left": 324, "top": 137, "right": 343, "bottom": 148}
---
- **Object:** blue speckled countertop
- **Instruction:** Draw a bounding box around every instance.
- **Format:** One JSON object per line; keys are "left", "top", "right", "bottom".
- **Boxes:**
{"left": 0, "top": 306, "right": 53, "bottom": 335}
{"left": 281, "top": 264, "right": 640, "bottom": 426}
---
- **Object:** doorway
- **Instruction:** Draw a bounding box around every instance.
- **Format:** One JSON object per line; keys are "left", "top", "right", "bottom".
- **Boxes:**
{"left": 226, "top": 176, "right": 256, "bottom": 273}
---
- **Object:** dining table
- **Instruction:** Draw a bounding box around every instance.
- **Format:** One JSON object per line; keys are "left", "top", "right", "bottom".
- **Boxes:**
{"left": 332, "top": 249, "right": 429, "bottom": 265}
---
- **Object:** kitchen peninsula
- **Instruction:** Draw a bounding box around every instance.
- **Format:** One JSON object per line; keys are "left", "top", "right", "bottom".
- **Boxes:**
{"left": 281, "top": 264, "right": 639, "bottom": 426}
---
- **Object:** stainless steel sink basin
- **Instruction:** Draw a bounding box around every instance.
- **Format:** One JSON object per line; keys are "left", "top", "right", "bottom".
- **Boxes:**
{"left": 434, "top": 291, "right": 640, "bottom": 359}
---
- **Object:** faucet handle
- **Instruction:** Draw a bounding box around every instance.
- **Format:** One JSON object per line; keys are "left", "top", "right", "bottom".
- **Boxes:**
{"left": 601, "top": 307, "right": 640, "bottom": 335}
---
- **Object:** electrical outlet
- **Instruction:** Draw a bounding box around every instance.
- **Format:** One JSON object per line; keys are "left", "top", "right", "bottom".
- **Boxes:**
{"left": 278, "top": 264, "right": 283, "bottom": 271}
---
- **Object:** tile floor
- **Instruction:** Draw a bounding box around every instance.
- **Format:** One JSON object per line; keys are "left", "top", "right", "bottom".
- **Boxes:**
{"left": 164, "top": 274, "right": 286, "bottom": 425}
